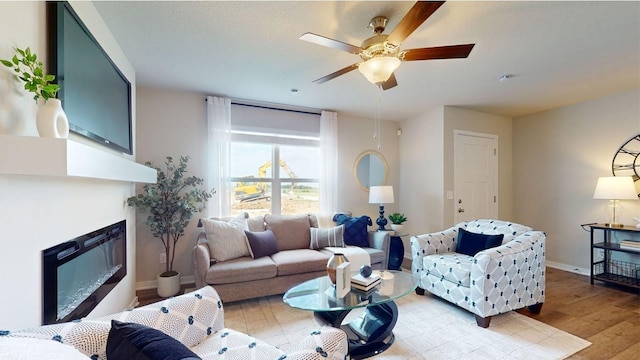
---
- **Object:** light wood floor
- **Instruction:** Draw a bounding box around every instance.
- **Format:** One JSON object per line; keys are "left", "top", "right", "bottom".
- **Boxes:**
{"left": 515, "top": 267, "right": 639, "bottom": 359}
{"left": 137, "top": 267, "right": 639, "bottom": 359}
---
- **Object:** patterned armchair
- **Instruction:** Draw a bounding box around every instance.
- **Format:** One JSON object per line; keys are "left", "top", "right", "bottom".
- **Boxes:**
{"left": 411, "top": 219, "right": 545, "bottom": 327}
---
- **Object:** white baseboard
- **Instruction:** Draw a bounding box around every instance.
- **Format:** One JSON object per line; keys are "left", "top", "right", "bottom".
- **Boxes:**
{"left": 546, "top": 261, "right": 589, "bottom": 276}
{"left": 135, "top": 275, "right": 195, "bottom": 291}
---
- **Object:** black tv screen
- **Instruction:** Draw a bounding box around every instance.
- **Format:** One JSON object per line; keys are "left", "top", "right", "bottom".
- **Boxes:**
{"left": 48, "top": 1, "right": 133, "bottom": 155}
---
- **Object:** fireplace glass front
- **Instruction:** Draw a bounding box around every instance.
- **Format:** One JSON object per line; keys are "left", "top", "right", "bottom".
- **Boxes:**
{"left": 42, "top": 220, "right": 127, "bottom": 324}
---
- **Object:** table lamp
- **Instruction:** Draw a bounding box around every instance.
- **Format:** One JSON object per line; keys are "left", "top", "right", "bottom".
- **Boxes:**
{"left": 369, "top": 185, "right": 394, "bottom": 231}
{"left": 593, "top": 176, "right": 638, "bottom": 227}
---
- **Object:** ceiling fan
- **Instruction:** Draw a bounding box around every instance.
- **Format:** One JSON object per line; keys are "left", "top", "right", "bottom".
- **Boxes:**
{"left": 300, "top": 1, "right": 475, "bottom": 90}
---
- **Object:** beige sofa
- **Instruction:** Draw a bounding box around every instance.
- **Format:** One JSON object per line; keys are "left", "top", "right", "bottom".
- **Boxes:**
{"left": 192, "top": 213, "right": 390, "bottom": 302}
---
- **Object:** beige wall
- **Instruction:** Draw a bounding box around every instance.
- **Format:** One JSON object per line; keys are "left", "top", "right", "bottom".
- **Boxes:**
{"left": 134, "top": 87, "right": 401, "bottom": 286}
{"left": 513, "top": 89, "right": 640, "bottom": 272}
{"left": 399, "top": 107, "right": 445, "bottom": 243}
{"left": 135, "top": 87, "right": 208, "bottom": 286}
{"left": 0, "top": 1, "right": 138, "bottom": 328}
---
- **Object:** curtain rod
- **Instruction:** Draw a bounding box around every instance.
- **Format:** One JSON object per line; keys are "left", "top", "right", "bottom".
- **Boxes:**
{"left": 205, "top": 96, "right": 321, "bottom": 116}
{"left": 232, "top": 102, "right": 321, "bottom": 116}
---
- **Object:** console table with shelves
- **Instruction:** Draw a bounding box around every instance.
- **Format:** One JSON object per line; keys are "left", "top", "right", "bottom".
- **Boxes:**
{"left": 587, "top": 224, "right": 640, "bottom": 290}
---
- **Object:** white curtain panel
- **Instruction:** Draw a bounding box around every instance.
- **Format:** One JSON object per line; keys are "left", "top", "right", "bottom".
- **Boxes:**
{"left": 320, "top": 111, "right": 338, "bottom": 214}
{"left": 206, "top": 96, "right": 231, "bottom": 217}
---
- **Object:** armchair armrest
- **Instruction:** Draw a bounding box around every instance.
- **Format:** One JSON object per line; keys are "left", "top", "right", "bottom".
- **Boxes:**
{"left": 287, "top": 327, "right": 348, "bottom": 360}
{"left": 192, "top": 232, "right": 211, "bottom": 289}
{"left": 410, "top": 226, "right": 460, "bottom": 274}
{"left": 470, "top": 231, "right": 546, "bottom": 314}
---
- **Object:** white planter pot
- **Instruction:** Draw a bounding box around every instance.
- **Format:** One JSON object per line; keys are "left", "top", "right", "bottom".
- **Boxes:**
{"left": 390, "top": 224, "right": 405, "bottom": 233}
{"left": 36, "top": 98, "right": 69, "bottom": 138}
{"left": 157, "top": 271, "right": 181, "bottom": 298}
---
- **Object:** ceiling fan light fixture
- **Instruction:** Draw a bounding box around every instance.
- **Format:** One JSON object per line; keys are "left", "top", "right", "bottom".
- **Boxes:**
{"left": 358, "top": 56, "right": 401, "bottom": 85}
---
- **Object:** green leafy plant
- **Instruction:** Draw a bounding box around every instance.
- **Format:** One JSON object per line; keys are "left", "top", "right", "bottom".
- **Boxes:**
{"left": 127, "top": 156, "right": 214, "bottom": 275}
{"left": 388, "top": 212, "right": 407, "bottom": 225}
{"left": 1, "top": 46, "right": 60, "bottom": 102}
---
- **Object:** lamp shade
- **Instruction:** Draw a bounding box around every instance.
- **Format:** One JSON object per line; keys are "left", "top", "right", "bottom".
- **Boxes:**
{"left": 593, "top": 176, "right": 637, "bottom": 200}
{"left": 369, "top": 185, "right": 394, "bottom": 204}
{"left": 358, "top": 57, "right": 401, "bottom": 84}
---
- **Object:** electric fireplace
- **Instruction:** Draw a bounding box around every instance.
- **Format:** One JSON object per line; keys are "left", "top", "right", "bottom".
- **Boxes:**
{"left": 42, "top": 220, "right": 126, "bottom": 325}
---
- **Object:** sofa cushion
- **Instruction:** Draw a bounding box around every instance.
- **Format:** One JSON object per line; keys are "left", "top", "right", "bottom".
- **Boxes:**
{"left": 106, "top": 320, "right": 201, "bottom": 360}
{"left": 423, "top": 252, "right": 474, "bottom": 287}
{"left": 264, "top": 214, "right": 313, "bottom": 251}
{"left": 245, "top": 229, "right": 278, "bottom": 259}
{"left": 247, "top": 215, "right": 266, "bottom": 232}
{"left": 206, "top": 256, "right": 277, "bottom": 284}
{"left": 456, "top": 227, "right": 504, "bottom": 257}
{"left": 333, "top": 214, "right": 371, "bottom": 247}
{"left": 270, "top": 249, "right": 330, "bottom": 276}
{"left": 310, "top": 225, "right": 345, "bottom": 249}
{"left": 201, "top": 215, "right": 250, "bottom": 262}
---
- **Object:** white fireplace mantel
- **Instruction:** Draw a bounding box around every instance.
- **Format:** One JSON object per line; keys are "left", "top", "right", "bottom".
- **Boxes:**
{"left": 0, "top": 135, "right": 156, "bottom": 183}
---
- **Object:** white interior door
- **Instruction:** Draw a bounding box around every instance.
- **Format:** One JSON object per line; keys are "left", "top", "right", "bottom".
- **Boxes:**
{"left": 454, "top": 130, "right": 498, "bottom": 223}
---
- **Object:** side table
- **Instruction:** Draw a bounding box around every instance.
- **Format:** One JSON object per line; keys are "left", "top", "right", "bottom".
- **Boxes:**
{"left": 388, "top": 233, "right": 407, "bottom": 270}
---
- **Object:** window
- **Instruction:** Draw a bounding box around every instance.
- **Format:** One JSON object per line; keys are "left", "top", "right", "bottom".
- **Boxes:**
{"left": 228, "top": 104, "right": 321, "bottom": 216}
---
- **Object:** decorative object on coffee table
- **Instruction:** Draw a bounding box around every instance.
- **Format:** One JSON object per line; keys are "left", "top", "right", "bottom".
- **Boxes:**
{"left": 369, "top": 185, "right": 394, "bottom": 231}
{"left": 359, "top": 264, "right": 372, "bottom": 278}
{"left": 327, "top": 252, "right": 349, "bottom": 284}
{"left": 1, "top": 46, "right": 68, "bottom": 138}
{"left": 127, "top": 156, "right": 214, "bottom": 297}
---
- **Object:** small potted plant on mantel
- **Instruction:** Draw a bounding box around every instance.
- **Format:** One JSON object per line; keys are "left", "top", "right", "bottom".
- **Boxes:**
{"left": 388, "top": 213, "right": 407, "bottom": 234}
{"left": 127, "top": 156, "right": 214, "bottom": 297}
{"left": 1, "top": 46, "right": 69, "bottom": 138}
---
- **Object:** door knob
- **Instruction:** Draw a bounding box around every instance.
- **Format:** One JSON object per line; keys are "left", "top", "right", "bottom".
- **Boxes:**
{"left": 458, "top": 208, "right": 465, "bottom": 213}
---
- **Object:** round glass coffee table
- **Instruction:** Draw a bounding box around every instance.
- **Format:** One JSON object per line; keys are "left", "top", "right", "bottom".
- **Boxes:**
{"left": 283, "top": 270, "right": 418, "bottom": 359}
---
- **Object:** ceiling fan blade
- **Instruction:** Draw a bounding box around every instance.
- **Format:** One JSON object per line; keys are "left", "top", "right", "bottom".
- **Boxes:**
{"left": 300, "top": 33, "right": 361, "bottom": 54}
{"left": 380, "top": 73, "right": 398, "bottom": 90}
{"left": 386, "top": 1, "right": 445, "bottom": 47}
{"left": 312, "top": 63, "right": 360, "bottom": 84}
{"left": 402, "top": 44, "right": 475, "bottom": 61}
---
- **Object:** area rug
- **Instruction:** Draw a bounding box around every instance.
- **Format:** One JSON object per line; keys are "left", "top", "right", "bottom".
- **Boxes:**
{"left": 223, "top": 291, "right": 591, "bottom": 360}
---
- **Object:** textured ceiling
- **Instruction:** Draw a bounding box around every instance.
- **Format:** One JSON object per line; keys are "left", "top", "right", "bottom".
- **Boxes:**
{"left": 93, "top": 1, "right": 640, "bottom": 120}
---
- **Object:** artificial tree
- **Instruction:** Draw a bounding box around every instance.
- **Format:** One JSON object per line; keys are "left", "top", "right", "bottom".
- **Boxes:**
{"left": 127, "top": 156, "right": 214, "bottom": 278}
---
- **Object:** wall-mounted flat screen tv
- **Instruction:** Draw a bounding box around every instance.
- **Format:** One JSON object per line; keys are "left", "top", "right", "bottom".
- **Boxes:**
{"left": 47, "top": 1, "right": 133, "bottom": 155}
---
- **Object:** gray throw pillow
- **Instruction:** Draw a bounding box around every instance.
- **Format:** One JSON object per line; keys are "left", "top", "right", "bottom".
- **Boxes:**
{"left": 310, "top": 225, "right": 345, "bottom": 249}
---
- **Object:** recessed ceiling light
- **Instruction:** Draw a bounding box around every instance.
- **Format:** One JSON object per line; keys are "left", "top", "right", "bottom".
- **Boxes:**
{"left": 290, "top": 88, "right": 299, "bottom": 94}
{"left": 498, "top": 74, "right": 514, "bottom": 82}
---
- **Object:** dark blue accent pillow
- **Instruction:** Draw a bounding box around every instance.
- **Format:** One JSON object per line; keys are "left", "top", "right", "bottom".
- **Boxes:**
{"left": 456, "top": 227, "right": 504, "bottom": 257}
{"left": 333, "top": 214, "right": 372, "bottom": 247}
{"left": 106, "top": 320, "right": 201, "bottom": 360}
{"left": 245, "top": 229, "right": 278, "bottom": 258}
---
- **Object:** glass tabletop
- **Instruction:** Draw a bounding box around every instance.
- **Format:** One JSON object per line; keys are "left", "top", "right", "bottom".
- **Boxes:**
{"left": 283, "top": 270, "right": 418, "bottom": 312}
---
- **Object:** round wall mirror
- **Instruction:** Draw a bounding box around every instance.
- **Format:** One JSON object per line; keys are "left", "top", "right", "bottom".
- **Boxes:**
{"left": 353, "top": 150, "right": 388, "bottom": 192}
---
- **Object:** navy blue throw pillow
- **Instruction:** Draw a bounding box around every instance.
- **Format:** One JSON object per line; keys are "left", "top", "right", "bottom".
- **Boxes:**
{"left": 456, "top": 227, "right": 504, "bottom": 257}
{"left": 106, "top": 320, "right": 201, "bottom": 360}
{"left": 333, "top": 214, "right": 372, "bottom": 247}
{"left": 245, "top": 229, "right": 279, "bottom": 258}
